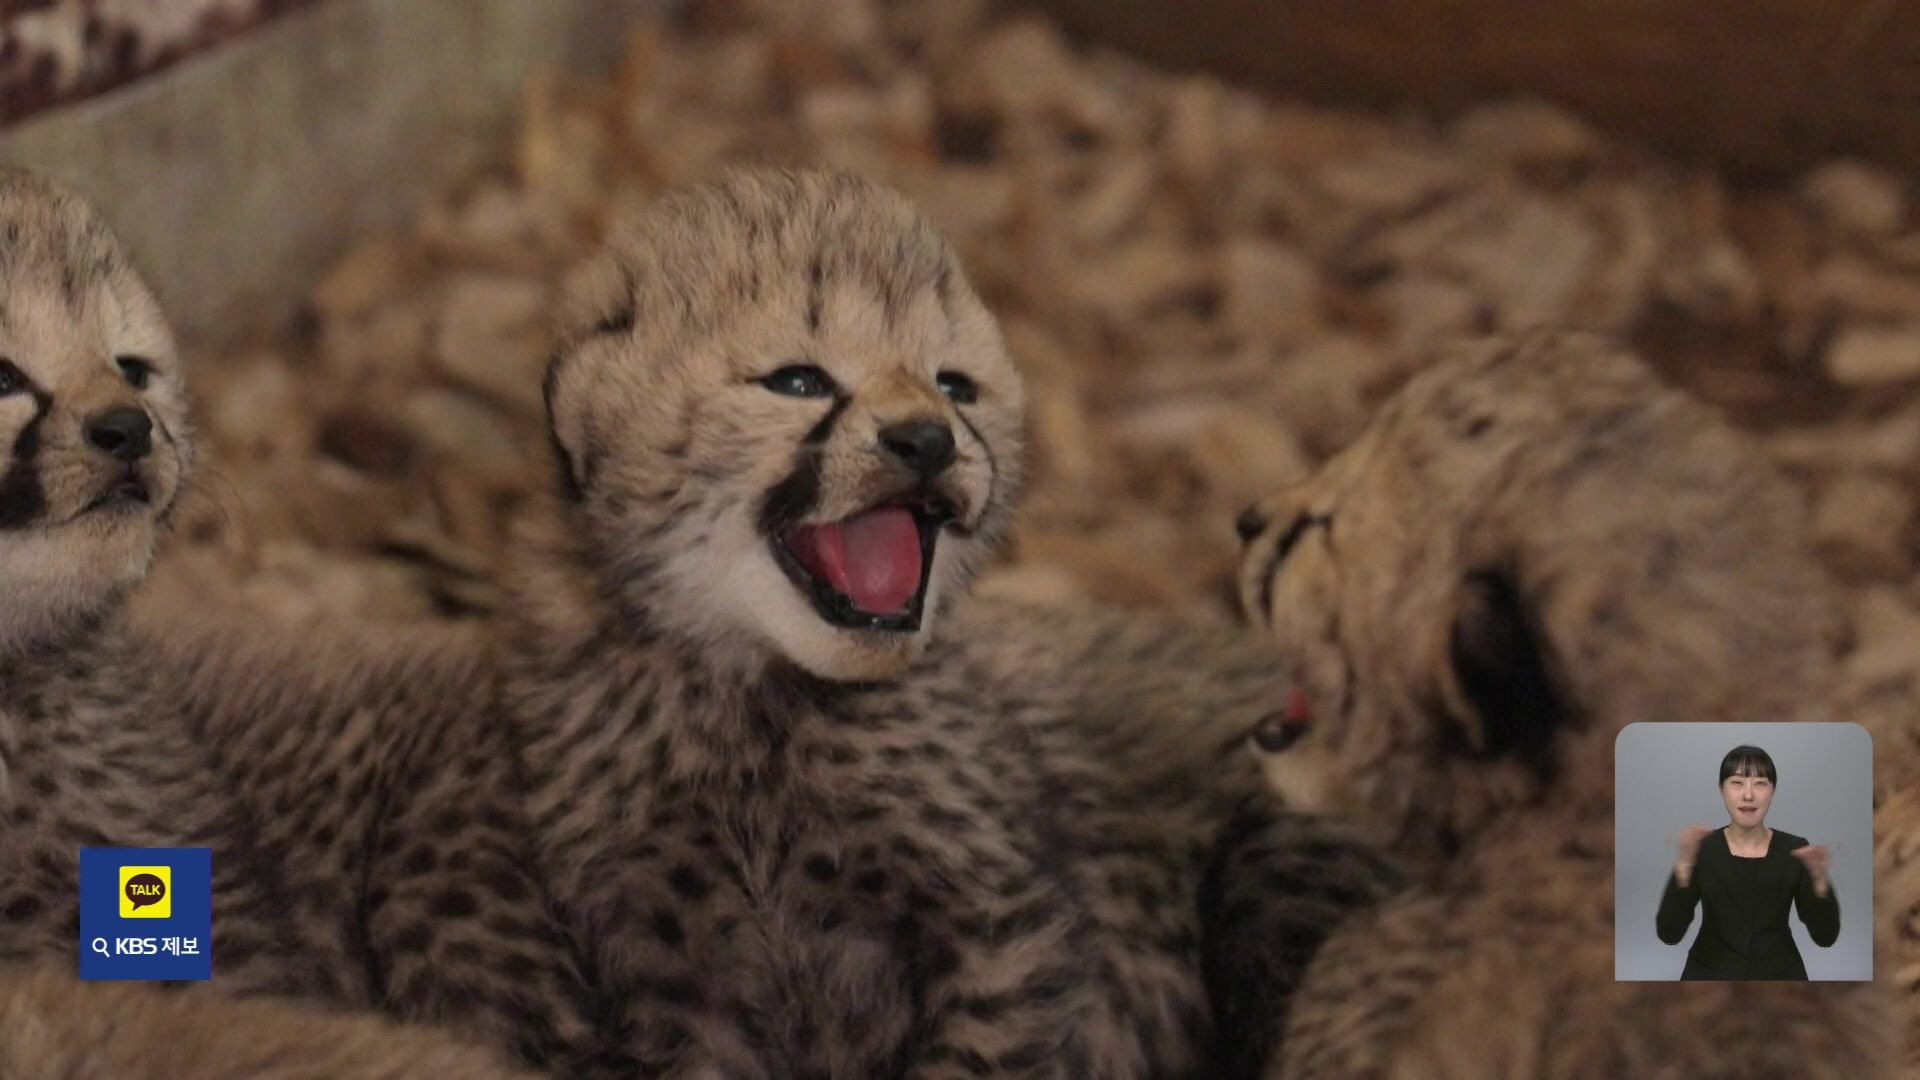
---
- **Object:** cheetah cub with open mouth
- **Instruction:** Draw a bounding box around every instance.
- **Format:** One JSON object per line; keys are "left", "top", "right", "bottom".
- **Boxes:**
{"left": 512, "top": 165, "right": 1389, "bottom": 1077}
{"left": 1206, "top": 329, "right": 1895, "bottom": 1077}
{"left": 0, "top": 168, "right": 583, "bottom": 1077}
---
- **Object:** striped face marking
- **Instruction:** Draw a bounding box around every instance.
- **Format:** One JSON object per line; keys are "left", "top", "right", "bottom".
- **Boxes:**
{"left": 0, "top": 361, "right": 51, "bottom": 530}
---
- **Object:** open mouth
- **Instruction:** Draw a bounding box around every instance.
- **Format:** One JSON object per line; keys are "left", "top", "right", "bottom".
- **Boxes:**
{"left": 83, "top": 476, "right": 151, "bottom": 514}
{"left": 1738, "top": 806, "right": 1758, "bottom": 814}
{"left": 770, "top": 496, "right": 954, "bottom": 632}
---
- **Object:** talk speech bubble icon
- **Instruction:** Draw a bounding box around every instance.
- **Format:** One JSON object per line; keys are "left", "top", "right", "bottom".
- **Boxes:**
{"left": 124, "top": 872, "right": 167, "bottom": 912}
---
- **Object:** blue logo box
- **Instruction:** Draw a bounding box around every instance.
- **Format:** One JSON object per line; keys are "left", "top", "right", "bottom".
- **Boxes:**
{"left": 79, "top": 848, "right": 212, "bottom": 981}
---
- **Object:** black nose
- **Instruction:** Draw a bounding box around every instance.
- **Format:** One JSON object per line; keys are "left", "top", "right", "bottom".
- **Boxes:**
{"left": 1235, "top": 504, "right": 1266, "bottom": 543}
{"left": 879, "top": 419, "right": 956, "bottom": 480}
{"left": 85, "top": 406, "right": 153, "bottom": 462}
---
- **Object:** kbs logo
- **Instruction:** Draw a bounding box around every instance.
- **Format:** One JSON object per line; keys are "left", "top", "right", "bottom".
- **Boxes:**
{"left": 119, "top": 865, "right": 171, "bottom": 918}
{"left": 79, "top": 848, "right": 211, "bottom": 982}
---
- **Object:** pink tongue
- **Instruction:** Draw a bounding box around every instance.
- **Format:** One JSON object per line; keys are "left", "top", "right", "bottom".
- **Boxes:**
{"left": 790, "top": 507, "right": 923, "bottom": 614}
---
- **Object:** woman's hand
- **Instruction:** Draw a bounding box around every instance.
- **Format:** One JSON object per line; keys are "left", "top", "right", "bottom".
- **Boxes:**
{"left": 1792, "top": 844, "right": 1834, "bottom": 897}
{"left": 1673, "top": 823, "right": 1714, "bottom": 886}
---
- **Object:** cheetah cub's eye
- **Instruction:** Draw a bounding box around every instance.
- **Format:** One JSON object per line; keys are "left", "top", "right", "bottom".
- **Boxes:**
{"left": 935, "top": 370, "right": 977, "bottom": 405}
{"left": 116, "top": 356, "right": 155, "bottom": 390}
{"left": 1249, "top": 713, "right": 1307, "bottom": 754}
{"left": 0, "top": 359, "right": 23, "bottom": 397}
{"left": 761, "top": 364, "right": 837, "bottom": 399}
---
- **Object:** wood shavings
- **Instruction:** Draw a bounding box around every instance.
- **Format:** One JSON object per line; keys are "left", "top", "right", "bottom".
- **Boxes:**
{"left": 1826, "top": 323, "right": 1920, "bottom": 388}
{"left": 1801, "top": 161, "right": 1909, "bottom": 238}
{"left": 153, "top": 0, "right": 1918, "bottom": 626}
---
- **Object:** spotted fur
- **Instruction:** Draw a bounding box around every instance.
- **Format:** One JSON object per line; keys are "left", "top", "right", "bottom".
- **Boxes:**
{"left": 511, "top": 166, "right": 1386, "bottom": 1076}
{"left": 1196, "top": 800, "right": 1407, "bottom": 1079}
{"left": 0, "top": 168, "right": 607, "bottom": 1074}
{"left": 126, "top": 614, "right": 617, "bottom": 1074}
{"left": 1209, "top": 329, "right": 1894, "bottom": 1077}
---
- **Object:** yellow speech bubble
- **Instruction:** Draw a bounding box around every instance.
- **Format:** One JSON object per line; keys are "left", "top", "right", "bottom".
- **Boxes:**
{"left": 119, "top": 865, "right": 171, "bottom": 919}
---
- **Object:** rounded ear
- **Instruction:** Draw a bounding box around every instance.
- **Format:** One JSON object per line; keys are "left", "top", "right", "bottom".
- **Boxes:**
{"left": 1439, "top": 567, "right": 1568, "bottom": 769}
{"left": 543, "top": 253, "right": 638, "bottom": 503}
{"left": 541, "top": 349, "right": 590, "bottom": 503}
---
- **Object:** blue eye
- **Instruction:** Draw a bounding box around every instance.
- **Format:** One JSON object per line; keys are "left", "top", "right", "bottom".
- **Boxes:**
{"left": 936, "top": 370, "right": 977, "bottom": 404}
{"left": 0, "top": 360, "right": 22, "bottom": 397}
{"left": 761, "top": 365, "right": 836, "bottom": 398}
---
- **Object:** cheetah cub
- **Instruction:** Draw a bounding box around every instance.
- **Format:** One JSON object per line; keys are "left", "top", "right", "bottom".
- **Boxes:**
{"left": 0, "top": 167, "right": 326, "bottom": 999}
{"left": 1208, "top": 329, "right": 1894, "bottom": 1077}
{"left": 0, "top": 168, "right": 596, "bottom": 1074}
{"left": 513, "top": 166, "right": 1377, "bottom": 1077}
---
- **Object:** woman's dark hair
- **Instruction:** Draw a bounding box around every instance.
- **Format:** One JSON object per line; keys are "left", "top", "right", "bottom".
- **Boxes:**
{"left": 1719, "top": 744, "right": 1777, "bottom": 786}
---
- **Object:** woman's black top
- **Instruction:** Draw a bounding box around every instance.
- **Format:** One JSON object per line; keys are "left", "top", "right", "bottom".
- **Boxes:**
{"left": 1656, "top": 826, "right": 1840, "bottom": 980}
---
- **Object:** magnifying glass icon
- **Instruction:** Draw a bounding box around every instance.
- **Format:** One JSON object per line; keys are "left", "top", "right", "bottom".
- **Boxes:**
{"left": 90, "top": 937, "right": 109, "bottom": 957}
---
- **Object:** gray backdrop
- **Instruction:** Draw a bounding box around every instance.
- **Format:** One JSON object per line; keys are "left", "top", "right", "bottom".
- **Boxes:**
{"left": 1614, "top": 722, "right": 1874, "bottom": 981}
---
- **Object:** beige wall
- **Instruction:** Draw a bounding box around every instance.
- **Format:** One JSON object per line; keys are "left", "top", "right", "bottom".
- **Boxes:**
{"left": 0, "top": 0, "right": 669, "bottom": 352}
